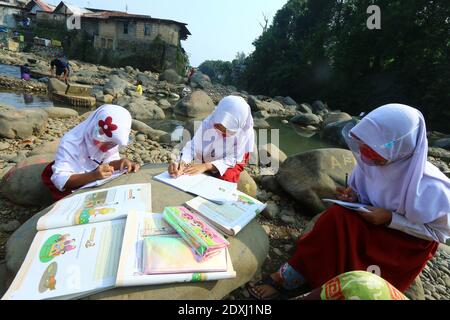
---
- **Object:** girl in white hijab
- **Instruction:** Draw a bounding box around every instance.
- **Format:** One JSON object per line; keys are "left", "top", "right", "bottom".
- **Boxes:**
{"left": 168, "top": 95, "right": 254, "bottom": 183}
{"left": 248, "top": 103, "right": 448, "bottom": 300}
{"left": 42, "top": 104, "right": 140, "bottom": 200}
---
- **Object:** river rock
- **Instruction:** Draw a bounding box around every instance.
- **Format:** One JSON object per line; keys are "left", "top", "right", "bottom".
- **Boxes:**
{"left": 260, "top": 175, "right": 282, "bottom": 195}
{"left": 290, "top": 113, "right": 321, "bottom": 126}
{"left": 323, "top": 112, "right": 353, "bottom": 127}
{"left": 0, "top": 106, "right": 48, "bottom": 139}
{"left": 321, "top": 119, "right": 358, "bottom": 149}
{"left": 28, "top": 140, "right": 60, "bottom": 156}
{"left": 159, "top": 69, "right": 183, "bottom": 84}
{"left": 174, "top": 90, "right": 215, "bottom": 118}
{"left": 258, "top": 143, "right": 287, "bottom": 168}
{"left": 0, "top": 141, "right": 10, "bottom": 151}
{"left": 276, "top": 148, "right": 356, "bottom": 216}
{"left": 404, "top": 277, "right": 425, "bottom": 300}
{"left": 253, "top": 118, "right": 270, "bottom": 129}
{"left": 4, "top": 164, "right": 269, "bottom": 300}
{"left": 104, "top": 75, "right": 132, "bottom": 96}
{"left": 96, "top": 93, "right": 114, "bottom": 104}
{"left": 237, "top": 171, "right": 257, "bottom": 198}
{"left": 0, "top": 154, "right": 54, "bottom": 208}
{"left": 47, "top": 78, "right": 67, "bottom": 93}
{"left": 42, "top": 107, "right": 78, "bottom": 119}
{"left": 433, "top": 138, "right": 450, "bottom": 151}
{"left": 311, "top": 100, "right": 328, "bottom": 115}
{"left": 131, "top": 120, "right": 170, "bottom": 142}
{"left": 263, "top": 201, "right": 280, "bottom": 219}
{"left": 0, "top": 220, "right": 21, "bottom": 233}
{"left": 190, "top": 71, "right": 212, "bottom": 89}
{"left": 428, "top": 147, "right": 450, "bottom": 162}
{"left": 158, "top": 99, "right": 172, "bottom": 109}
{"left": 297, "top": 103, "right": 313, "bottom": 114}
{"left": 283, "top": 96, "right": 298, "bottom": 106}
{"left": 126, "top": 99, "right": 165, "bottom": 121}
{"left": 248, "top": 96, "right": 284, "bottom": 114}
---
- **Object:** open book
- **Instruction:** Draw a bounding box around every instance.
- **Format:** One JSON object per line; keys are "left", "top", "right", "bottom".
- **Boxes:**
{"left": 153, "top": 171, "right": 238, "bottom": 204}
{"left": 185, "top": 191, "right": 266, "bottom": 236}
{"left": 2, "top": 212, "right": 235, "bottom": 300}
{"left": 37, "top": 184, "right": 152, "bottom": 231}
{"left": 322, "top": 199, "right": 372, "bottom": 213}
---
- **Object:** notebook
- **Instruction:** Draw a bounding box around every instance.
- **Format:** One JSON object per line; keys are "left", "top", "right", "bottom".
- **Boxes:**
{"left": 185, "top": 191, "right": 267, "bottom": 236}
{"left": 322, "top": 199, "right": 372, "bottom": 213}
{"left": 142, "top": 235, "right": 228, "bottom": 274}
{"left": 153, "top": 171, "right": 238, "bottom": 204}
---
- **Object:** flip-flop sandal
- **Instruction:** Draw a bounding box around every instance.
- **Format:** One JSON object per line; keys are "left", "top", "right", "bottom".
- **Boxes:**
{"left": 246, "top": 275, "right": 287, "bottom": 300}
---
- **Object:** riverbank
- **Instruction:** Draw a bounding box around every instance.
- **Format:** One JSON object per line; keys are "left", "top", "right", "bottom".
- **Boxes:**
{"left": 0, "top": 49, "right": 449, "bottom": 300}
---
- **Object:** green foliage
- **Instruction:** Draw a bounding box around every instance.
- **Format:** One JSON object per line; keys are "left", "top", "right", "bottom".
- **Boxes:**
{"left": 242, "top": 0, "right": 450, "bottom": 132}
{"left": 198, "top": 52, "right": 247, "bottom": 88}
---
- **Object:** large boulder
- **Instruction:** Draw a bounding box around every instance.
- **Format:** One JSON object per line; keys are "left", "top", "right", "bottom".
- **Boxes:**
{"left": 276, "top": 148, "right": 356, "bottom": 216}
{"left": 321, "top": 119, "right": 357, "bottom": 149}
{"left": 322, "top": 112, "right": 353, "bottom": 127}
{"left": 297, "top": 103, "right": 313, "bottom": 114}
{"left": 42, "top": 107, "right": 78, "bottom": 119}
{"left": 126, "top": 99, "right": 165, "bottom": 121}
{"left": 104, "top": 75, "right": 132, "bottom": 96}
{"left": 253, "top": 118, "right": 271, "bottom": 129}
{"left": 290, "top": 113, "right": 321, "bottom": 126}
{"left": 159, "top": 69, "right": 183, "bottom": 84}
{"left": 311, "top": 100, "right": 329, "bottom": 116}
{"left": 131, "top": 120, "right": 171, "bottom": 142}
{"left": 0, "top": 154, "right": 54, "bottom": 208}
{"left": 174, "top": 90, "right": 215, "bottom": 118}
{"left": 433, "top": 138, "right": 450, "bottom": 151}
{"left": 48, "top": 78, "right": 92, "bottom": 97}
{"left": 237, "top": 170, "right": 257, "bottom": 198}
{"left": 28, "top": 140, "right": 60, "bottom": 157}
{"left": 0, "top": 106, "right": 48, "bottom": 139}
{"left": 248, "top": 96, "right": 284, "bottom": 114}
{"left": 190, "top": 71, "right": 212, "bottom": 89}
{"left": 48, "top": 78, "right": 67, "bottom": 93}
{"left": 258, "top": 143, "right": 287, "bottom": 168}
{"left": 4, "top": 164, "right": 269, "bottom": 300}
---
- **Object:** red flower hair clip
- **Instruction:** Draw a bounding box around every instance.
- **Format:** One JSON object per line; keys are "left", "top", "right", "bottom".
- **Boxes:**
{"left": 98, "top": 116, "right": 118, "bottom": 138}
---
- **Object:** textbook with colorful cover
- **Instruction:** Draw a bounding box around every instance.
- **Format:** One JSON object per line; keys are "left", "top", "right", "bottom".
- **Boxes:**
{"left": 2, "top": 184, "right": 152, "bottom": 300}
{"left": 2, "top": 210, "right": 235, "bottom": 299}
{"left": 185, "top": 191, "right": 267, "bottom": 236}
{"left": 115, "top": 211, "right": 235, "bottom": 287}
{"left": 37, "top": 184, "right": 152, "bottom": 231}
{"left": 162, "top": 206, "right": 229, "bottom": 261}
{"left": 153, "top": 171, "right": 238, "bottom": 204}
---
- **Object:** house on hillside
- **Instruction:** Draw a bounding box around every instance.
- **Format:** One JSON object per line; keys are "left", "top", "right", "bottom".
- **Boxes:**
{"left": 26, "top": 1, "right": 191, "bottom": 72}
{"left": 24, "top": 0, "right": 54, "bottom": 14}
{"left": 0, "top": 1, "right": 22, "bottom": 28}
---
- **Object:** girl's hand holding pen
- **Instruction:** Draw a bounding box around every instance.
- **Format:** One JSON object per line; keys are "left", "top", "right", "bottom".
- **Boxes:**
{"left": 95, "top": 163, "right": 115, "bottom": 180}
{"left": 335, "top": 187, "right": 358, "bottom": 202}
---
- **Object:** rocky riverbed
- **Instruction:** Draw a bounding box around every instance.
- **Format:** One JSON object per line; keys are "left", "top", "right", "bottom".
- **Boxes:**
{"left": 0, "top": 49, "right": 449, "bottom": 300}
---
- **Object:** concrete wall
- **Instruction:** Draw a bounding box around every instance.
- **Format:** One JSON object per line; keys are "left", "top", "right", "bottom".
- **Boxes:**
{"left": 135, "top": 21, "right": 180, "bottom": 46}
{"left": 0, "top": 6, "right": 20, "bottom": 28}
{"left": 36, "top": 11, "right": 66, "bottom": 27}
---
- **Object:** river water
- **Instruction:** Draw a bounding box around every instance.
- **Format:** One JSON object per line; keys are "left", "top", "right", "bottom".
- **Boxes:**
{"left": 0, "top": 63, "right": 335, "bottom": 155}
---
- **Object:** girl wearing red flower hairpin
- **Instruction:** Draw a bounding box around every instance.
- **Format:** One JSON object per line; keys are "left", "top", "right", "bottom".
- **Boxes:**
{"left": 42, "top": 104, "right": 140, "bottom": 200}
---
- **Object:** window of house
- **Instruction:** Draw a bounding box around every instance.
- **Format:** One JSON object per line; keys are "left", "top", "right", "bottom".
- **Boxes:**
{"left": 101, "top": 37, "right": 106, "bottom": 48}
{"left": 123, "top": 22, "right": 129, "bottom": 34}
{"left": 107, "top": 39, "right": 113, "bottom": 49}
{"left": 144, "top": 23, "right": 152, "bottom": 36}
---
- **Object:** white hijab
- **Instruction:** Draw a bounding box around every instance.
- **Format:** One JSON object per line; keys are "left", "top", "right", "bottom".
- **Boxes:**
{"left": 349, "top": 104, "right": 450, "bottom": 224}
{"left": 51, "top": 104, "right": 132, "bottom": 191}
{"left": 187, "top": 95, "right": 254, "bottom": 165}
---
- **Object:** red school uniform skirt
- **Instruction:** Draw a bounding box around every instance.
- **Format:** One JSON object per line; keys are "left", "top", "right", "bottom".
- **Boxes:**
{"left": 214, "top": 152, "right": 250, "bottom": 183}
{"left": 41, "top": 161, "right": 71, "bottom": 201}
{"left": 288, "top": 205, "right": 439, "bottom": 292}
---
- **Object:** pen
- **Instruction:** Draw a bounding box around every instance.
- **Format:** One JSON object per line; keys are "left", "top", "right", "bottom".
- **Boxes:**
{"left": 178, "top": 152, "right": 183, "bottom": 170}
{"left": 345, "top": 173, "right": 348, "bottom": 189}
{"left": 90, "top": 157, "right": 103, "bottom": 166}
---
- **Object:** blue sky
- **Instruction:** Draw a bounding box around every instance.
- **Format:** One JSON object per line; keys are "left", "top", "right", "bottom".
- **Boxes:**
{"left": 46, "top": 0, "right": 288, "bottom": 66}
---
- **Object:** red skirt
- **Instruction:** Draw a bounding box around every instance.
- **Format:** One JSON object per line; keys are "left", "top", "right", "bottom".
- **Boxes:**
{"left": 41, "top": 161, "right": 71, "bottom": 201}
{"left": 215, "top": 152, "right": 250, "bottom": 183}
{"left": 288, "top": 205, "right": 439, "bottom": 292}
